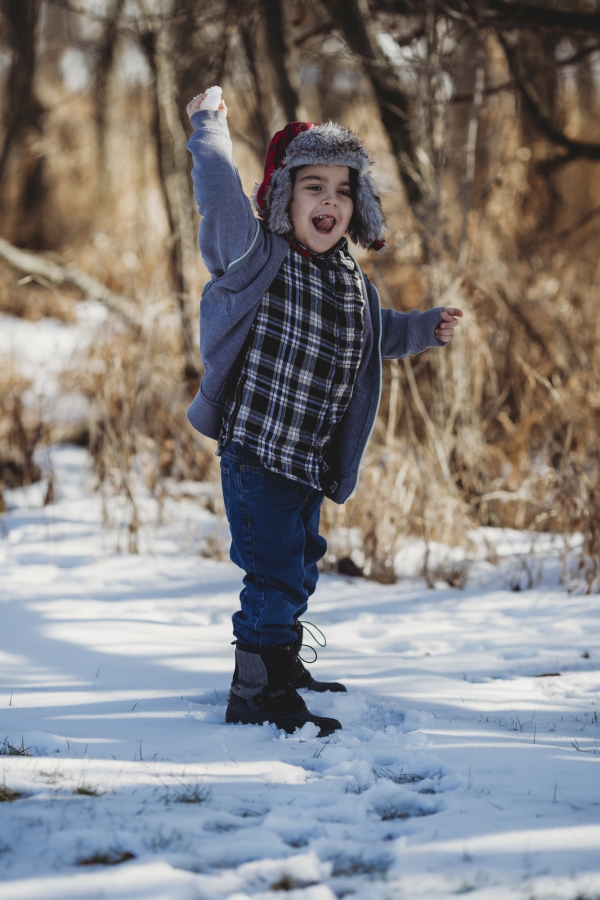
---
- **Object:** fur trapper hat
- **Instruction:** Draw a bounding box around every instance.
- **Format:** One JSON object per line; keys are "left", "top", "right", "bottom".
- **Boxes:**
{"left": 253, "top": 121, "right": 387, "bottom": 252}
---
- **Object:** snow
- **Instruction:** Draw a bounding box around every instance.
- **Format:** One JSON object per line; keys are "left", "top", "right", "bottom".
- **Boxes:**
{"left": 199, "top": 86, "right": 223, "bottom": 111}
{"left": 0, "top": 304, "right": 106, "bottom": 426}
{"left": 0, "top": 444, "right": 599, "bottom": 900}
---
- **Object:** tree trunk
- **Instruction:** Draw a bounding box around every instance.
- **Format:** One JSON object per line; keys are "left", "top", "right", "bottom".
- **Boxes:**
{"left": 261, "top": 0, "right": 299, "bottom": 123}
{"left": 0, "top": 0, "right": 47, "bottom": 248}
{"left": 239, "top": 15, "right": 273, "bottom": 158}
{"left": 322, "top": 0, "right": 422, "bottom": 207}
{"left": 140, "top": 7, "right": 200, "bottom": 380}
{"left": 94, "top": 0, "right": 126, "bottom": 177}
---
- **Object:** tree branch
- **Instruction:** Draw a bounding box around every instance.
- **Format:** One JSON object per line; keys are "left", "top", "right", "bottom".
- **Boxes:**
{"left": 537, "top": 204, "right": 600, "bottom": 245}
{"left": 0, "top": 236, "right": 143, "bottom": 330}
{"left": 384, "top": 0, "right": 600, "bottom": 38}
{"left": 452, "top": 42, "right": 600, "bottom": 104}
{"left": 498, "top": 31, "right": 600, "bottom": 162}
{"left": 479, "top": 0, "right": 600, "bottom": 38}
{"left": 322, "top": 0, "right": 422, "bottom": 206}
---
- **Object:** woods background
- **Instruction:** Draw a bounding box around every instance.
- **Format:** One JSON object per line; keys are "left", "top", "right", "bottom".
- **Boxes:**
{"left": 1, "top": 0, "right": 599, "bottom": 588}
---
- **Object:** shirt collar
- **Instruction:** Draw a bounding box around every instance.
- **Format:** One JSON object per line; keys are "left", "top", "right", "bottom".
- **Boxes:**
{"left": 286, "top": 235, "right": 350, "bottom": 264}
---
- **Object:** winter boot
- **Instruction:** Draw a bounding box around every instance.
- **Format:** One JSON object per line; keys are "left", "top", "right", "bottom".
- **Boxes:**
{"left": 226, "top": 643, "right": 342, "bottom": 737}
{"left": 291, "top": 622, "right": 347, "bottom": 693}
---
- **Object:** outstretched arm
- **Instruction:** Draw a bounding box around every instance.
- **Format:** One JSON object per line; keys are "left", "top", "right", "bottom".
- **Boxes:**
{"left": 380, "top": 307, "right": 463, "bottom": 359}
{"left": 186, "top": 92, "right": 259, "bottom": 279}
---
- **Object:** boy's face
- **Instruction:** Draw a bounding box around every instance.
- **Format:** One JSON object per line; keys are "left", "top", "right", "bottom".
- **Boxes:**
{"left": 289, "top": 165, "right": 354, "bottom": 253}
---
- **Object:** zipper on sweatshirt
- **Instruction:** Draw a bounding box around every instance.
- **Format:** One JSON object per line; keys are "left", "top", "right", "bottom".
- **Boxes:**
{"left": 348, "top": 280, "right": 383, "bottom": 501}
{"left": 225, "top": 221, "right": 261, "bottom": 275}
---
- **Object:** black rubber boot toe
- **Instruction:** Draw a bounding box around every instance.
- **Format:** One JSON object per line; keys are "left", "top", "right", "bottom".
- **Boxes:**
{"left": 226, "top": 685, "right": 341, "bottom": 737}
{"left": 294, "top": 666, "right": 347, "bottom": 693}
{"left": 291, "top": 623, "right": 347, "bottom": 693}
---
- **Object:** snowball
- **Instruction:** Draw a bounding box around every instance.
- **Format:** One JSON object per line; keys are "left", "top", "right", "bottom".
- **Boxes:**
{"left": 199, "top": 85, "right": 222, "bottom": 111}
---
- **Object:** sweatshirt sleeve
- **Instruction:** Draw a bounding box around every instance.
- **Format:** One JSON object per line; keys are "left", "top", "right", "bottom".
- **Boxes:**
{"left": 187, "top": 109, "right": 259, "bottom": 279}
{"left": 380, "top": 307, "right": 447, "bottom": 359}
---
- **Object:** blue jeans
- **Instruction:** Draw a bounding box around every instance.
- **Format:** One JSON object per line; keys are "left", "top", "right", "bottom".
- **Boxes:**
{"left": 220, "top": 440, "right": 326, "bottom": 648}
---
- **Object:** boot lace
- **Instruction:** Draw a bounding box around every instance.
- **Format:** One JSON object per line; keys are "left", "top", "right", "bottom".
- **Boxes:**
{"left": 297, "top": 620, "right": 326, "bottom": 664}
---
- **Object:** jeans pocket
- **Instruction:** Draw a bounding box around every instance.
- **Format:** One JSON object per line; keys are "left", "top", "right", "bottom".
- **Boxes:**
{"left": 239, "top": 462, "right": 271, "bottom": 475}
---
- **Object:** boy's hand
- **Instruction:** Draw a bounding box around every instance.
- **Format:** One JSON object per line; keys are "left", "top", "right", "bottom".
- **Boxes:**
{"left": 186, "top": 92, "right": 228, "bottom": 121}
{"left": 435, "top": 307, "right": 463, "bottom": 342}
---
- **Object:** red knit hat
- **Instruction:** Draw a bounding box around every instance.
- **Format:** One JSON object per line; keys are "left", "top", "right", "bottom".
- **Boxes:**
{"left": 255, "top": 122, "right": 316, "bottom": 214}
{"left": 253, "top": 121, "right": 387, "bottom": 252}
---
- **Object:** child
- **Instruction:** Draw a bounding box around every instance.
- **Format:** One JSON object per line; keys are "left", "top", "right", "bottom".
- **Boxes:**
{"left": 186, "top": 91, "right": 462, "bottom": 737}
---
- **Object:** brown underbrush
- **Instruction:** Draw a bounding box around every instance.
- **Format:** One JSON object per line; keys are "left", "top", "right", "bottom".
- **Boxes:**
{"left": 0, "top": 367, "right": 47, "bottom": 511}
{"left": 61, "top": 311, "right": 217, "bottom": 552}
{"left": 1, "top": 14, "right": 599, "bottom": 587}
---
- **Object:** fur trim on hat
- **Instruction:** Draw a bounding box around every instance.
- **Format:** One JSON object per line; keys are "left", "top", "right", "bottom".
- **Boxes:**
{"left": 253, "top": 122, "right": 386, "bottom": 250}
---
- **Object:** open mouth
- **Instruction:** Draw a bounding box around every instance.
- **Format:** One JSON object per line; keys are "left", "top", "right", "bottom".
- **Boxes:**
{"left": 312, "top": 214, "right": 336, "bottom": 235}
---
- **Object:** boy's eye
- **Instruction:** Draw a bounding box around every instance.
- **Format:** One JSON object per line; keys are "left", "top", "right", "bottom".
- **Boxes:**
{"left": 305, "top": 184, "right": 350, "bottom": 196}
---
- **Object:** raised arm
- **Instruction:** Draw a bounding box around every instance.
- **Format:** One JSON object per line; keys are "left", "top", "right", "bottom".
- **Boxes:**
{"left": 186, "top": 97, "right": 259, "bottom": 279}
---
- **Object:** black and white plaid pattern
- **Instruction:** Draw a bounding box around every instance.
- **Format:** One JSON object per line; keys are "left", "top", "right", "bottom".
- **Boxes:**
{"left": 218, "top": 239, "right": 365, "bottom": 490}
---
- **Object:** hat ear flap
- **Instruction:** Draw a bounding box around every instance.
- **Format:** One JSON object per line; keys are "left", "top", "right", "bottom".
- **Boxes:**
{"left": 347, "top": 172, "right": 386, "bottom": 249}
{"left": 263, "top": 166, "right": 293, "bottom": 235}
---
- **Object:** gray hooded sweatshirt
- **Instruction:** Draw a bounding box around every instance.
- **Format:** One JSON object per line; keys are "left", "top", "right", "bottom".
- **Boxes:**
{"left": 186, "top": 110, "right": 447, "bottom": 504}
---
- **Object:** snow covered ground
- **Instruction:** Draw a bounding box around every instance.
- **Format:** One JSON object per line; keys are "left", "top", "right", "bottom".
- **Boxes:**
{"left": 1, "top": 444, "right": 599, "bottom": 900}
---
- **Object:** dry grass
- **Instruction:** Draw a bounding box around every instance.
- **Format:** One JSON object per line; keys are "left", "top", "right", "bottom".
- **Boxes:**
{"left": 165, "top": 783, "right": 212, "bottom": 805}
{"left": 0, "top": 262, "right": 77, "bottom": 323}
{"left": 61, "top": 312, "right": 216, "bottom": 551}
{"left": 0, "top": 785, "right": 22, "bottom": 803}
{"left": 76, "top": 849, "right": 136, "bottom": 867}
{"left": 0, "top": 368, "right": 46, "bottom": 507}
{"left": 0, "top": 738, "right": 32, "bottom": 757}
{"left": 1, "top": 43, "right": 599, "bottom": 587}
{"left": 74, "top": 784, "right": 104, "bottom": 797}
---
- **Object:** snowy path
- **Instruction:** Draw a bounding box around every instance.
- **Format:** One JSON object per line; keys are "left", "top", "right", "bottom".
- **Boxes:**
{"left": 1, "top": 447, "right": 599, "bottom": 900}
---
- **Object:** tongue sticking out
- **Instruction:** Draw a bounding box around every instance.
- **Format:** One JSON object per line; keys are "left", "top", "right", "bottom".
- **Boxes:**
{"left": 313, "top": 215, "right": 335, "bottom": 234}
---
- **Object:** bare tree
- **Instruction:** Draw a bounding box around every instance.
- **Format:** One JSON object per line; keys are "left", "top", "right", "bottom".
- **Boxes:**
{"left": 262, "top": 0, "right": 300, "bottom": 123}
{"left": 0, "top": 0, "right": 47, "bottom": 247}
{"left": 322, "top": 0, "right": 422, "bottom": 206}
{"left": 94, "top": 0, "right": 127, "bottom": 174}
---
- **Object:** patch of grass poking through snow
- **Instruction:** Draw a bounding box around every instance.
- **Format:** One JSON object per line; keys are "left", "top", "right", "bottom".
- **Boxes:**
{"left": 74, "top": 783, "right": 104, "bottom": 797}
{"left": 379, "top": 804, "right": 410, "bottom": 821}
{"left": 331, "top": 853, "right": 393, "bottom": 878}
{"left": 76, "top": 849, "right": 136, "bottom": 867}
{"left": 37, "top": 766, "right": 64, "bottom": 784}
{"left": 0, "top": 784, "right": 23, "bottom": 803}
{"left": 374, "top": 766, "right": 425, "bottom": 785}
{"left": 270, "top": 873, "right": 318, "bottom": 892}
{"left": 284, "top": 836, "right": 309, "bottom": 849}
{"left": 167, "top": 784, "right": 212, "bottom": 805}
{"left": 147, "top": 827, "right": 183, "bottom": 852}
{"left": 0, "top": 737, "right": 32, "bottom": 757}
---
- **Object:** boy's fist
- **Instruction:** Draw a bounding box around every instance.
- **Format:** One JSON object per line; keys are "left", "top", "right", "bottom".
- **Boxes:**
{"left": 435, "top": 307, "right": 463, "bottom": 342}
{"left": 186, "top": 92, "right": 227, "bottom": 121}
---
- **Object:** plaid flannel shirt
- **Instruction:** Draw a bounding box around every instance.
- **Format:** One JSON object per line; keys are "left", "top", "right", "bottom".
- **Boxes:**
{"left": 218, "top": 238, "right": 365, "bottom": 491}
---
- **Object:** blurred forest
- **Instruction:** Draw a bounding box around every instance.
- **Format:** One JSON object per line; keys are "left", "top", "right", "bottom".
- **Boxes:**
{"left": 1, "top": 0, "right": 600, "bottom": 588}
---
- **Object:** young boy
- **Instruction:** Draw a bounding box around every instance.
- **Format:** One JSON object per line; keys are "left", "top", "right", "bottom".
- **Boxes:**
{"left": 186, "top": 91, "right": 462, "bottom": 737}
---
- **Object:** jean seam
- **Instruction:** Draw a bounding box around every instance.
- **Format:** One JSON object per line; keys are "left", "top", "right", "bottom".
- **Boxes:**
{"left": 235, "top": 464, "right": 269, "bottom": 637}
{"left": 221, "top": 464, "right": 231, "bottom": 521}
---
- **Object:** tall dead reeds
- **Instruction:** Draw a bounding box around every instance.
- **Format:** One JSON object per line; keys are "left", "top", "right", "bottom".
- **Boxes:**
{"left": 62, "top": 311, "right": 216, "bottom": 552}
{"left": 1, "top": 1, "right": 600, "bottom": 587}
